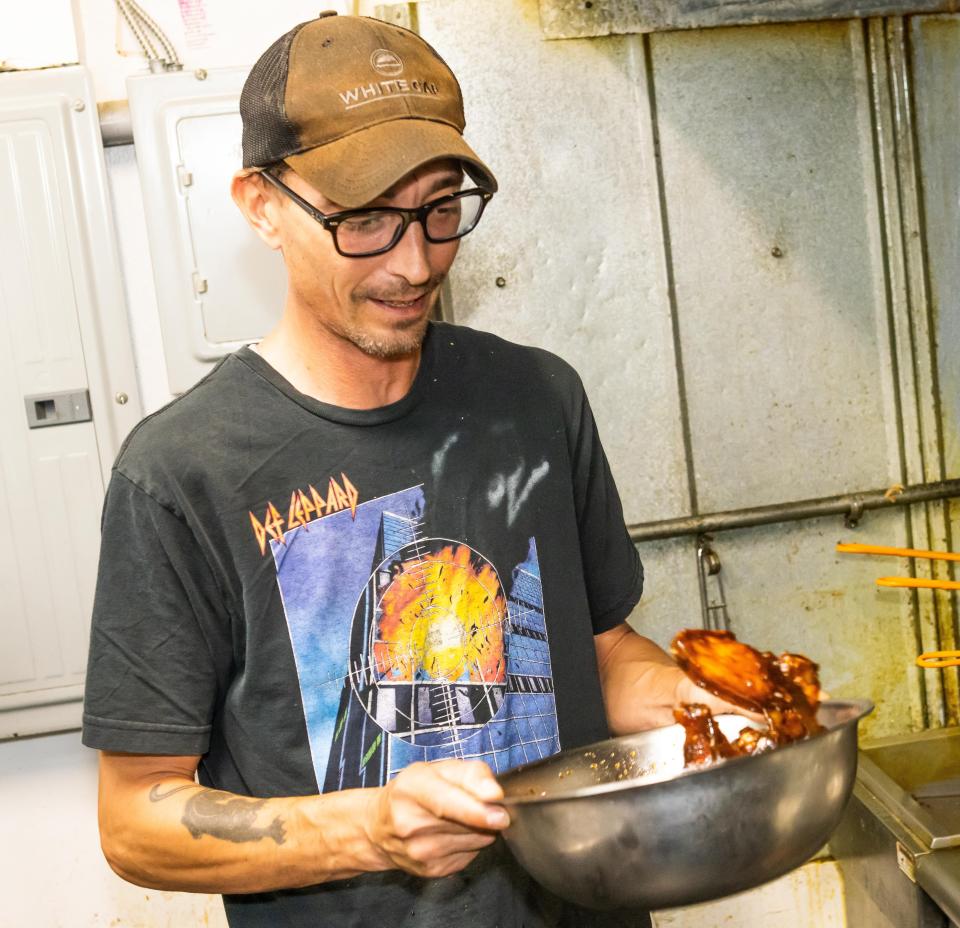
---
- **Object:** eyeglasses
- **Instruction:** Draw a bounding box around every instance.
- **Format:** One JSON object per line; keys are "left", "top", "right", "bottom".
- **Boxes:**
{"left": 260, "top": 171, "right": 493, "bottom": 258}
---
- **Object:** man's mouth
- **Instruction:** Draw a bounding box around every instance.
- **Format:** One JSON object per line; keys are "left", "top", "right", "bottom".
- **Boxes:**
{"left": 369, "top": 294, "right": 429, "bottom": 311}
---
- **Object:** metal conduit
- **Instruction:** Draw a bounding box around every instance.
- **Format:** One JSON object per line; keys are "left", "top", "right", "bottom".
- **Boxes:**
{"left": 98, "top": 100, "right": 133, "bottom": 147}
{"left": 628, "top": 478, "right": 960, "bottom": 542}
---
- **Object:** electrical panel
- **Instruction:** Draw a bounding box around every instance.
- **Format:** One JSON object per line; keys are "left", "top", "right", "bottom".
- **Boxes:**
{"left": 127, "top": 68, "right": 286, "bottom": 393}
{"left": 0, "top": 66, "right": 141, "bottom": 738}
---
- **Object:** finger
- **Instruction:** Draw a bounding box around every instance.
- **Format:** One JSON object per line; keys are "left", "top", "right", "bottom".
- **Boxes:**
{"left": 708, "top": 696, "right": 764, "bottom": 722}
{"left": 634, "top": 705, "right": 679, "bottom": 730}
{"left": 407, "top": 766, "right": 510, "bottom": 831}
{"left": 404, "top": 829, "right": 497, "bottom": 864}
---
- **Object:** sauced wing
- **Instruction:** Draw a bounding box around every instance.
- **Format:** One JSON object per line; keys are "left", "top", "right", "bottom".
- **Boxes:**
{"left": 673, "top": 703, "right": 736, "bottom": 767}
{"left": 671, "top": 629, "right": 776, "bottom": 711}
{"left": 776, "top": 653, "right": 822, "bottom": 708}
{"left": 671, "top": 629, "right": 824, "bottom": 768}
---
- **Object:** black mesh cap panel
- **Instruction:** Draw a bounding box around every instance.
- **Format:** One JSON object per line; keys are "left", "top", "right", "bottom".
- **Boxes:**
{"left": 240, "top": 22, "right": 308, "bottom": 168}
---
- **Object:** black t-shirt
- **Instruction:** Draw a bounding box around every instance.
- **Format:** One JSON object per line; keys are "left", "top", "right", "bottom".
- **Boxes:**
{"left": 83, "top": 322, "right": 648, "bottom": 928}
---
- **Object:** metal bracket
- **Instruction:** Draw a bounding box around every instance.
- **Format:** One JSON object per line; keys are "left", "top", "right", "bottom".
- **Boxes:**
{"left": 696, "top": 534, "right": 731, "bottom": 631}
{"left": 845, "top": 499, "right": 865, "bottom": 529}
{"left": 896, "top": 841, "right": 918, "bottom": 882}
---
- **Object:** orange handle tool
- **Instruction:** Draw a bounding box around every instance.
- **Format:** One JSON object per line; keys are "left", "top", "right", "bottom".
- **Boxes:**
{"left": 917, "top": 651, "right": 960, "bottom": 669}
{"left": 837, "top": 542, "right": 960, "bottom": 563}
{"left": 876, "top": 576, "right": 960, "bottom": 592}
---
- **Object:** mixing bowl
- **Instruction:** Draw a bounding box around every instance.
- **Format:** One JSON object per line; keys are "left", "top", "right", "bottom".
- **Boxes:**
{"left": 497, "top": 699, "right": 873, "bottom": 911}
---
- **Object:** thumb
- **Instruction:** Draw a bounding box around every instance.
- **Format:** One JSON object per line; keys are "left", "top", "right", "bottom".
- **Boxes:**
{"left": 677, "top": 678, "right": 762, "bottom": 721}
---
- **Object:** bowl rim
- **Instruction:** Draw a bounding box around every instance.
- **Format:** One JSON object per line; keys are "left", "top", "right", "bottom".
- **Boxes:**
{"left": 497, "top": 698, "right": 874, "bottom": 806}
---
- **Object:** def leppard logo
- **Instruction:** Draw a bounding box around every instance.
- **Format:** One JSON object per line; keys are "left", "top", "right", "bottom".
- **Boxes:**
{"left": 249, "top": 474, "right": 359, "bottom": 556}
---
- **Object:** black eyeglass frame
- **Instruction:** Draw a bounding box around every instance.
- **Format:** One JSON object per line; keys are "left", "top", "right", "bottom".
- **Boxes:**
{"left": 260, "top": 170, "right": 494, "bottom": 258}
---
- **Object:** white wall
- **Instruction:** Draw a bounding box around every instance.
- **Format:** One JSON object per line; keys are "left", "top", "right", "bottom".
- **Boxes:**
{"left": 0, "top": 732, "right": 227, "bottom": 927}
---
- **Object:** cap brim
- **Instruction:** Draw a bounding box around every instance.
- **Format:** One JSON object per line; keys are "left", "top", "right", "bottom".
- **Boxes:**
{"left": 284, "top": 119, "right": 497, "bottom": 208}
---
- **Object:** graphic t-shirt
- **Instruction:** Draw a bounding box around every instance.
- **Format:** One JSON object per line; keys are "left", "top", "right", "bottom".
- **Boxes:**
{"left": 82, "top": 322, "right": 647, "bottom": 928}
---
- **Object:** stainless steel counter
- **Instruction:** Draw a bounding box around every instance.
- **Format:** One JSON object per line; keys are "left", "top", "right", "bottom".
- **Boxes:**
{"left": 918, "top": 848, "right": 960, "bottom": 927}
{"left": 833, "top": 726, "right": 960, "bottom": 928}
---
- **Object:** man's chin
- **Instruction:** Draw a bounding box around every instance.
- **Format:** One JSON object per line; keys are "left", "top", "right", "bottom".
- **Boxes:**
{"left": 345, "top": 316, "right": 430, "bottom": 361}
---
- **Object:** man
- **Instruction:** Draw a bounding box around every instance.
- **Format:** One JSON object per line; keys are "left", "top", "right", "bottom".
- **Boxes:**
{"left": 83, "top": 13, "right": 737, "bottom": 927}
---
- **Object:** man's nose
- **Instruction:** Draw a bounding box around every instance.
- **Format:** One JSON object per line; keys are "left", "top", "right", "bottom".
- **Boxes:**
{"left": 384, "top": 219, "right": 433, "bottom": 285}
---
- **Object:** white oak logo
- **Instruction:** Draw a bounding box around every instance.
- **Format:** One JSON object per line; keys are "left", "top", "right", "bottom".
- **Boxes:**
{"left": 370, "top": 48, "right": 403, "bottom": 76}
{"left": 338, "top": 78, "right": 440, "bottom": 109}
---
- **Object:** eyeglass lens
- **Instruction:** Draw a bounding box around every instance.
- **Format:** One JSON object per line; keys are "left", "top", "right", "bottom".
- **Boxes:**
{"left": 336, "top": 192, "right": 486, "bottom": 256}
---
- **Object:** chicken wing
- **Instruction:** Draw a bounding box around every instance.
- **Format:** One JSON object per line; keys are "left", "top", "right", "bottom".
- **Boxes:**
{"left": 670, "top": 629, "right": 824, "bottom": 768}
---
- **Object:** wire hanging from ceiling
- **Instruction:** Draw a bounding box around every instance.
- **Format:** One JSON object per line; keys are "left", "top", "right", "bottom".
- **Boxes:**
{"left": 115, "top": 0, "right": 182, "bottom": 71}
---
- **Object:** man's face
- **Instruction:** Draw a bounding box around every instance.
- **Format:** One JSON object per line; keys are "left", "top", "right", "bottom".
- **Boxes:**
{"left": 268, "top": 159, "right": 463, "bottom": 360}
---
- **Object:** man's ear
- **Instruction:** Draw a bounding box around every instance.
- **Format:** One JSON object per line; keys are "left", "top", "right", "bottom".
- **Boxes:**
{"left": 230, "top": 171, "right": 284, "bottom": 251}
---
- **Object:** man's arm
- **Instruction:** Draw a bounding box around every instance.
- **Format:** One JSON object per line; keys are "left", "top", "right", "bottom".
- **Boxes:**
{"left": 98, "top": 752, "right": 510, "bottom": 893}
{"left": 594, "top": 622, "right": 745, "bottom": 735}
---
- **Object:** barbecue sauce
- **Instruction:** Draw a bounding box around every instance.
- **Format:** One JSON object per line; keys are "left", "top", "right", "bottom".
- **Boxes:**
{"left": 671, "top": 629, "right": 824, "bottom": 768}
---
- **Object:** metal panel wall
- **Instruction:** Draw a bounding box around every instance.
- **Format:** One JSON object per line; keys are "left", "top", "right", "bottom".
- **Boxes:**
{"left": 415, "top": 0, "right": 957, "bottom": 737}
{"left": 417, "top": 2, "right": 691, "bottom": 527}
{"left": 538, "top": 0, "right": 960, "bottom": 37}
{"left": 652, "top": 20, "right": 897, "bottom": 511}
{"left": 910, "top": 15, "right": 960, "bottom": 722}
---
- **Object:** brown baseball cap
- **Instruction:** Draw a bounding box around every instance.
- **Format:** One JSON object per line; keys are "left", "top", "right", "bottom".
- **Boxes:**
{"left": 239, "top": 12, "right": 496, "bottom": 208}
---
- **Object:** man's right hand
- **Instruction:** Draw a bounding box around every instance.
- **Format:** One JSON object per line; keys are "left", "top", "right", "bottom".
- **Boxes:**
{"left": 362, "top": 760, "right": 511, "bottom": 878}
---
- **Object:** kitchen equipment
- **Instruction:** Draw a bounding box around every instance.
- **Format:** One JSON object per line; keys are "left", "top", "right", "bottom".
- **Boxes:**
{"left": 877, "top": 576, "right": 960, "bottom": 592}
{"left": 833, "top": 725, "right": 960, "bottom": 927}
{"left": 696, "top": 534, "right": 730, "bottom": 631}
{"left": 916, "top": 651, "right": 960, "bottom": 669}
{"left": 914, "top": 776, "right": 960, "bottom": 800}
{"left": 837, "top": 543, "right": 960, "bottom": 671}
{"left": 497, "top": 699, "right": 872, "bottom": 911}
{"left": 836, "top": 542, "right": 960, "bottom": 563}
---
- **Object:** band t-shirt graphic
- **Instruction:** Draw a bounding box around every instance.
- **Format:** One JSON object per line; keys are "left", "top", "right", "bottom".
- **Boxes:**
{"left": 273, "top": 480, "right": 559, "bottom": 790}
{"left": 83, "top": 322, "right": 645, "bottom": 928}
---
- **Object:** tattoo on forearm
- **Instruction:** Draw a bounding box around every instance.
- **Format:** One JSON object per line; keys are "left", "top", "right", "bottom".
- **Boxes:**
{"left": 149, "top": 783, "right": 197, "bottom": 802}
{"left": 179, "top": 789, "right": 287, "bottom": 845}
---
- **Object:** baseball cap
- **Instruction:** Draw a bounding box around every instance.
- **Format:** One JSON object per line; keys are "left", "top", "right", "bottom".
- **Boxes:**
{"left": 240, "top": 12, "right": 497, "bottom": 208}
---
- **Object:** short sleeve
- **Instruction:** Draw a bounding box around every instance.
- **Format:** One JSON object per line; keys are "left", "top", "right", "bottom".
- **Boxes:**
{"left": 568, "top": 382, "right": 644, "bottom": 635}
{"left": 82, "top": 471, "right": 227, "bottom": 755}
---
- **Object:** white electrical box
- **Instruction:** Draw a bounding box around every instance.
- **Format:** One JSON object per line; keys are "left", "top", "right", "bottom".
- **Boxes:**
{"left": 0, "top": 66, "right": 142, "bottom": 738}
{"left": 127, "top": 68, "right": 286, "bottom": 393}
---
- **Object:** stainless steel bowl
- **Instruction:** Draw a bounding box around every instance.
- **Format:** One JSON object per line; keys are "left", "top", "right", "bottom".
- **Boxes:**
{"left": 498, "top": 699, "right": 873, "bottom": 911}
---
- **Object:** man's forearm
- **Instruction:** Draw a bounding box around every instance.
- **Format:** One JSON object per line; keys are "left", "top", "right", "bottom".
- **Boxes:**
{"left": 595, "top": 626, "right": 687, "bottom": 734}
{"left": 594, "top": 623, "right": 752, "bottom": 734}
{"left": 101, "top": 771, "right": 384, "bottom": 893}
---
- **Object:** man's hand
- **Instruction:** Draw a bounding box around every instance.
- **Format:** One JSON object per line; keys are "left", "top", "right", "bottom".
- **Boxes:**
{"left": 673, "top": 674, "right": 762, "bottom": 721}
{"left": 595, "top": 622, "right": 761, "bottom": 734}
{"left": 363, "top": 760, "right": 510, "bottom": 878}
{"left": 99, "top": 752, "right": 510, "bottom": 893}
